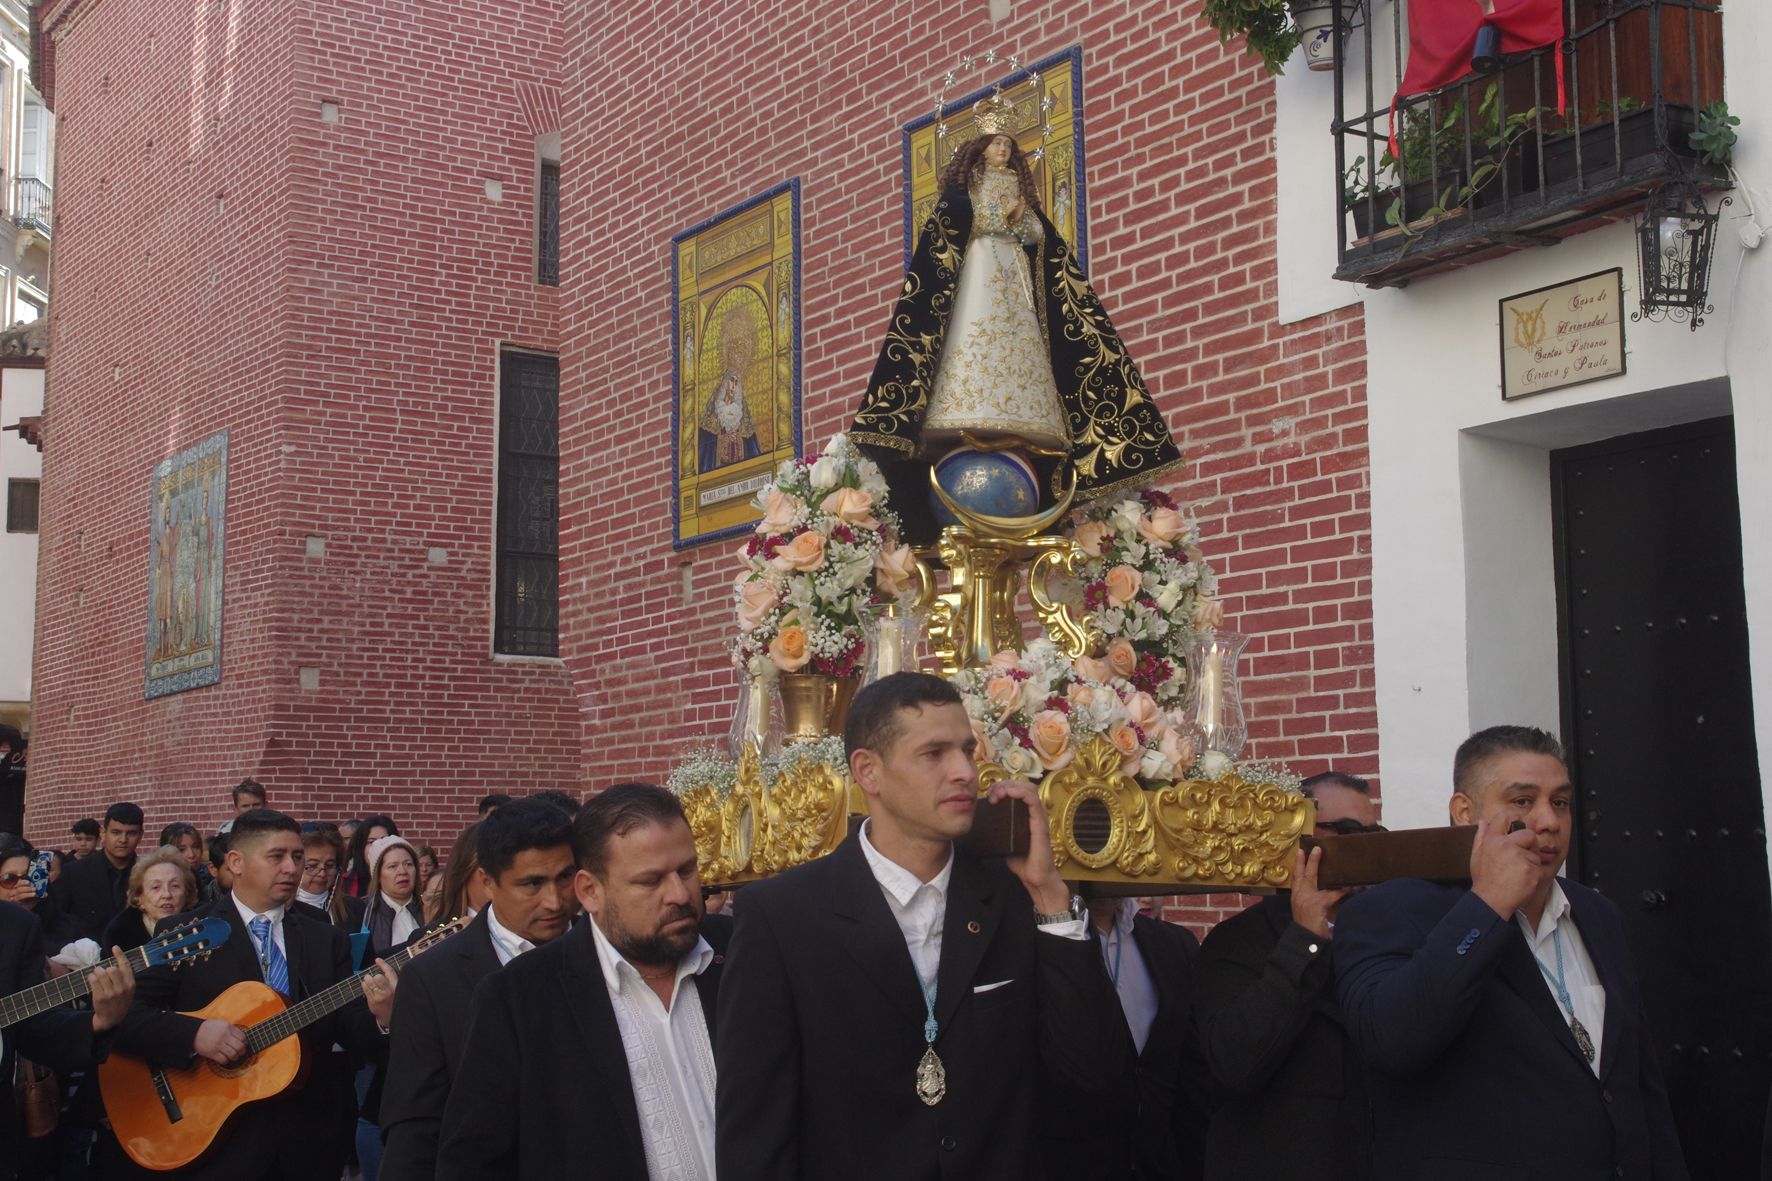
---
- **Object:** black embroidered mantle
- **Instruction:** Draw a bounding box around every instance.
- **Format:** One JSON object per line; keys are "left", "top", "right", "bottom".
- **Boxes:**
{"left": 849, "top": 187, "right": 1184, "bottom": 545}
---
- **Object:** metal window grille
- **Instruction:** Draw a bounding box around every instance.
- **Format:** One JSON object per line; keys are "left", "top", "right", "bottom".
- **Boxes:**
{"left": 495, "top": 350, "right": 559, "bottom": 656}
{"left": 537, "top": 161, "right": 560, "bottom": 286}
{"left": 6, "top": 479, "right": 38, "bottom": 533}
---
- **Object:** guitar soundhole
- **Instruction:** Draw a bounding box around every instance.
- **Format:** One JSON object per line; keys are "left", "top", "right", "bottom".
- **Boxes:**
{"left": 205, "top": 1055, "right": 256, "bottom": 1080}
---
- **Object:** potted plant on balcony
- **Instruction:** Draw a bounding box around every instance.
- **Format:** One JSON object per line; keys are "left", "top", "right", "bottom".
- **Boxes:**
{"left": 1539, "top": 97, "right": 1701, "bottom": 189}
{"left": 1202, "top": 0, "right": 1351, "bottom": 74}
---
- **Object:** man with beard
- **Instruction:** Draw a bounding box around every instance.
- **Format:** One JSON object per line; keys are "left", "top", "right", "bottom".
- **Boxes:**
{"left": 438, "top": 783, "right": 731, "bottom": 1180}
{"left": 379, "top": 799, "right": 578, "bottom": 1180}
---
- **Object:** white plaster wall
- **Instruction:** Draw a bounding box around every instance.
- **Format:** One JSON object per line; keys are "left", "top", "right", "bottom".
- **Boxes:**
{"left": 0, "top": 366, "right": 41, "bottom": 708}
{"left": 1274, "top": 4, "right": 1772, "bottom": 842}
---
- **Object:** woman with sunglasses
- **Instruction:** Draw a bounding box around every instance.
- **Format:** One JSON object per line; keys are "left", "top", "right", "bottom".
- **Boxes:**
{"left": 0, "top": 838, "right": 79, "bottom": 956}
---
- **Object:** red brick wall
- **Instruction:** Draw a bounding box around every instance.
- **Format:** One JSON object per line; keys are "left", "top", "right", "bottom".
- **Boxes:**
{"left": 25, "top": 0, "right": 581, "bottom": 848}
{"left": 557, "top": 1, "right": 1375, "bottom": 929}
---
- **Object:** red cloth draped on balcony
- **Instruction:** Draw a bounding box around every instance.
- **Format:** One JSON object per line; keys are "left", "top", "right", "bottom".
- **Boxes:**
{"left": 1390, "top": 0, "right": 1565, "bottom": 157}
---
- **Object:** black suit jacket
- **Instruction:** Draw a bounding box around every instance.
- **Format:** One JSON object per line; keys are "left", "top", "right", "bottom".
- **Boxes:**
{"left": 436, "top": 913, "right": 732, "bottom": 1180}
{"left": 1043, "top": 913, "right": 1207, "bottom": 1180}
{"left": 114, "top": 893, "right": 384, "bottom": 1181}
{"left": 51, "top": 851, "right": 133, "bottom": 943}
{"left": 378, "top": 908, "right": 503, "bottom": 1181}
{"left": 1336, "top": 878, "right": 1688, "bottom": 1180}
{"left": 715, "top": 833, "right": 1128, "bottom": 1181}
{"left": 1194, "top": 894, "right": 1369, "bottom": 1181}
{"left": 1, "top": 902, "right": 110, "bottom": 1181}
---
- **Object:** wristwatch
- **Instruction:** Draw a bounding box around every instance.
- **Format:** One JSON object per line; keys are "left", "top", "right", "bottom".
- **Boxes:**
{"left": 1035, "top": 893, "right": 1085, "bottom": 926}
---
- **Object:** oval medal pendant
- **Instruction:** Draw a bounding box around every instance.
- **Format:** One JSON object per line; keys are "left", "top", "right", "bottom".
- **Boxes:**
{"left": 916, "top": 1044, "right": 947, "bottom": 1106}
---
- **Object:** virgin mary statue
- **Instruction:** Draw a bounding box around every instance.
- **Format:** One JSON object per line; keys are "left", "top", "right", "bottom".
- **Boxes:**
{"left": 849, "top": 98, "right": 1182, "bottom": 545}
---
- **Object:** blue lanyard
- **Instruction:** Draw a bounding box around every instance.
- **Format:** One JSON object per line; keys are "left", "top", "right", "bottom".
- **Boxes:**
{"left": 1533, "top": 928, "right": 1577, "bottom": 1018}
{"left": 920, "top": 972, "right": 938, "bottom": 1047}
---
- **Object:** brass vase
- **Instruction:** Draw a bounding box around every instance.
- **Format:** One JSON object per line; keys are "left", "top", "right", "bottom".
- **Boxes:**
{"left": 777, "top": 673, "right": 861, "bottom": 743}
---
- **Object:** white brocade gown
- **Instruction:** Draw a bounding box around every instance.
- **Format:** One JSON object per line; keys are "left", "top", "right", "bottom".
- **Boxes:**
{"left": 922, "top": 166, "right": 1070, "bottom": 455}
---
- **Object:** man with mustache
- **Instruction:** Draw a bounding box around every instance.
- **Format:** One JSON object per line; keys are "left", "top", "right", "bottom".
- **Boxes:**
{"left": 438, "top": 783, "right": 731, "bottom": 1180}
{"left": 1334, "top": 726, "right": 1687, "bottom": 1180}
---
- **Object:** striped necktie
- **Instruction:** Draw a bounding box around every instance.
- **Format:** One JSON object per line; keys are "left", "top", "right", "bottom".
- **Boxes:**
{"left": 248, "top": 915, "right": 290, "bottom": 995}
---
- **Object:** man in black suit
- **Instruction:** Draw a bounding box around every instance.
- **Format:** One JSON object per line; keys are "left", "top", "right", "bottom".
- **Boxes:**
{"left": 52, "top": 801, "right": 144, "bottom": 941}
{"left": 1336, "top": 725, "right": 1688, "bottom": 1180}
{"left": 438, "top": 783, "right": 730, "bottom": 1180}
{"left": 379, "top": 799, "right": 578, "bottom": 1180}
{"left": 715, "top": 672, "right": 1127, "bottom": 1181}
{"left": 1193, "top": 771, "right": 1378, "bottom": 1181}
{"left": 114, "top": 809, "right": 399, "bottom": 1181}
{"left": 1044, "top": 896, "right": 1208, "bottom": 1180}
{"left": 0, "top": 901, "right": 136, "bottom": 1181}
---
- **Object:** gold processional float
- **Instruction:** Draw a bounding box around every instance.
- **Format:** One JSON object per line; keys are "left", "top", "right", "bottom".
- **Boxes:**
{"left": 668, "top": 56, "right": 1453, "bottom": 898}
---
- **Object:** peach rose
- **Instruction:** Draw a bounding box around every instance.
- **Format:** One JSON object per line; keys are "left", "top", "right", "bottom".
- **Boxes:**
{"left": 1124, "top": 690, "right": 1163, "bottom": 735}
{"left": 1191, "top": 596, "right": 1225, "bottom": 630}
{"left": 988, "top": 649, "right": 1022, "bottom": 671}
{"left": 737, "top": 579, "right": 779, "bottom": 630}
{"left": 767, "top": 620, "right": 812, "bottom": 672}
{"left": 820, "top": 487, "right": 880, "bottom": 530}
{"left": 1108, "top": 721, "right": 1143, "bottom": 773}
{"left": 1106, "top": 638, "right": 1138, "bottom": 680}
{"left": 1104, "top": 564, "right": 1143, "bottom": 606}
{"left": 1160, "top": 729, "right": 1197, "bottom": 775}
{"left": 1028, "top": 709, "right": 1074, "bottom": 771}
{"left": 1074, "top": 520, "right": 1110, "bottom": 558}
{"left": 1074, "top": 654, "right": 1111, "bottom": 683}
{"left": 758, "top": 489, "right": 803, "bottom": 536}
{"left": 986, "top": 676, "right": 1024, "bottom": 717}
{"left": 1066, "top": 682, "right": 1095, "bottom": 710}
{"left": 971, "top": 718, "right": 995, "bottom": 765}
{"left": 874, "top": 543, "right": 918, "bottom": 597}
{"left": 771, "top": 529, "right": 827, "bottom": 573}
{"left": 1136, "top": 506, "right": 1187, "bottom": 547}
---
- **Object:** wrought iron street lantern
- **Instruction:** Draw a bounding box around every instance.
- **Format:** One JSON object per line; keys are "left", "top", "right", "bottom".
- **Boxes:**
{"left": 1634, "top": 182, "right": 1727, "bottom": 331}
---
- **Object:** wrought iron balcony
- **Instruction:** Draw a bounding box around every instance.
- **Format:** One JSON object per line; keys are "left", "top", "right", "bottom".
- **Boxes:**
{"left": 13, "top": 177, "right": 50, "bottom": 237}
{"left": 1332, "top": 0, "right": 1725, "bottom": 287}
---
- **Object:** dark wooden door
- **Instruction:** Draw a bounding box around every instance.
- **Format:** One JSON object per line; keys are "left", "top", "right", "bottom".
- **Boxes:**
{"left": 1554, "top": 416, "right": 1771, "bottom": 1179}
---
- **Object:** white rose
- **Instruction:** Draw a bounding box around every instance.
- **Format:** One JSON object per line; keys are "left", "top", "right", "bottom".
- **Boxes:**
{"left": 1154, "top": 581, "right": 1184, "bottom": 614}
{"left": 808, "top": 455, "right": 842, "bottom": 490}
{"left": 1196, "top": 750, "right": 1233, "bottom": 779}
{"left": 1001, "top": 746, "right": 1041, "bottom": 778}
{"left": 1139, "top": 749, "right": 1173, "bottom": 782}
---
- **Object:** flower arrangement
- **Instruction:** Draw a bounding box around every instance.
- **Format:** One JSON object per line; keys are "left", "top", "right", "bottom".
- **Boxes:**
{"left": 1071, "top": 488, "right": 1221, "bottom": 710}
{"left": 665, "top": 736, "right": 848, "bottom": 803}
{"left": 950, "top": 638, "right": 1202, "bottom": 786}
{"left": 732, "top": 433, "right": 918, "bottom": 680}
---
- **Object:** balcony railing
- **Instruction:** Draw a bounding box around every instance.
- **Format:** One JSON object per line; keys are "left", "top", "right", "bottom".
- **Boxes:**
{"left": 13, "top": 177, "right": 50, "bottom": 237}
{"left": 1332, "top": 0, "right": 1725, "bottom": 287}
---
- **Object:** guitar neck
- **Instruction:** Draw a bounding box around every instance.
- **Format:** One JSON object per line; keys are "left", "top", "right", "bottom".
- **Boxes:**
{"left": 0, "top": 944, "right": 150, "bottom": 1029}
{"left": 242, "top": 940, "right": 422, "bottom": 1054}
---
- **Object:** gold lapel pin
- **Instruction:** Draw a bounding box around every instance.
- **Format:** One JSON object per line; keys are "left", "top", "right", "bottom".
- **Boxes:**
{"left": 967, "top": 920, "right": 981, "bottom": 934}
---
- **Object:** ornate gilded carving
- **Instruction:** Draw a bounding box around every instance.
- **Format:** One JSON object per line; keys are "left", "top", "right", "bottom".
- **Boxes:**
{"left": 685, "top": 742, "right": 853, "bottom": 888}
{"left": 924, "top": 526, "right": 1093, "bottom": 676}
{"left": 1151, "top": 772, "right": 1314, "bottom": 889}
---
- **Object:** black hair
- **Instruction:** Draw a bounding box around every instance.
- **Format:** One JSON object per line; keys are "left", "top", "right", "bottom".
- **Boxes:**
{"left": 231, "top": 778, "right": 267, "bottom": 806}
{"left": 71, "top": 818, "right": 100, "bottom": 838}
{"left": 529, "top": 789, "right": 582, "bottom": 819}
{"left": 478, "top": 793, "right": 514, "bottom": 814}
{"left": 476, "top": 798, "right": 574, "bottom": 881}
{"left": 103, "top": 802, "right": 145, "bottom": 828}
{"left": 573, "top": 783, "right": 686, "bottom": 876}
{"left": 842, "top": 671, "right": 963, "bottom": 760}
{"left": 1300, "top": 771, "right": 1372, "bottom": 798}
{"left": 0, "top": 837, "right": 32, "bottom": 864}
{"left": 345, "top": 813, "right": 401, "bottom": 889}
{"left": 1453, "top": 725, "right": 1566, "bottom": 796}
{"left": 159, "top": 821, "right": 202, "bottom": 848}
{"left": 208, "top": 830, "right": 231, "bottom": 869}
{"left": 227, "top": 808, "right": 301, "bottom": 852}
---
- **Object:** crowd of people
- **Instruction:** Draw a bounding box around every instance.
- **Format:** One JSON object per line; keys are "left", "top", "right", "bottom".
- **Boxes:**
{"left": 0, "top": 673, "right": 1693, "bottom": 1180}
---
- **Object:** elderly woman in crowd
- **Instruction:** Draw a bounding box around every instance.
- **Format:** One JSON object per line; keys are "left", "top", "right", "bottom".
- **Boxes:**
{"left": 100, "top": 844, "right": 196, "bottom": 953}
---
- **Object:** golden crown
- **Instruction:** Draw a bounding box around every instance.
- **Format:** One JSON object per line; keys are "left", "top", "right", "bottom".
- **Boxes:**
{"left": 973, "top": 95, "right": 1015, "bottom": 136}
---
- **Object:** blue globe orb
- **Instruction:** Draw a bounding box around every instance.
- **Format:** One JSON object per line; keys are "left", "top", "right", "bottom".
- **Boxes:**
{"left": 930, "top": 447, "right": 1041, "bottom": 530}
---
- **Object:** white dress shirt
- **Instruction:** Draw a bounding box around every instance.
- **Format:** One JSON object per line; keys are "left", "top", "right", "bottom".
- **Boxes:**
{"left": 858, "top": 819, "right": 1087, "bottom": 1003}
{"left": 589, "top": 919, "right": 718, "bottom": 1181}
{"left": 233, "top": 893, "right": 287, "bottom": 970}
{"left": 381, "top": 892, "right": 420, "bottom": 947}
{"left": 1516, "top": 879, "right": 1606, "bottom": 1075}
{"left": 1096, "top": 898, "right": 1160, "bottom": 1054}
{"left": 483, "top": 903, "right": 535, "bottom": 967}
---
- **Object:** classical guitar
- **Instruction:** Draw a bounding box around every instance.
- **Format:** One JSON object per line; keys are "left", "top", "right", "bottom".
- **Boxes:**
{"left": 101, "top": 914, "right": 467, "bottom": 1171}
{"left": 0, "top": 916, "right": 227, "bottom": 1061}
